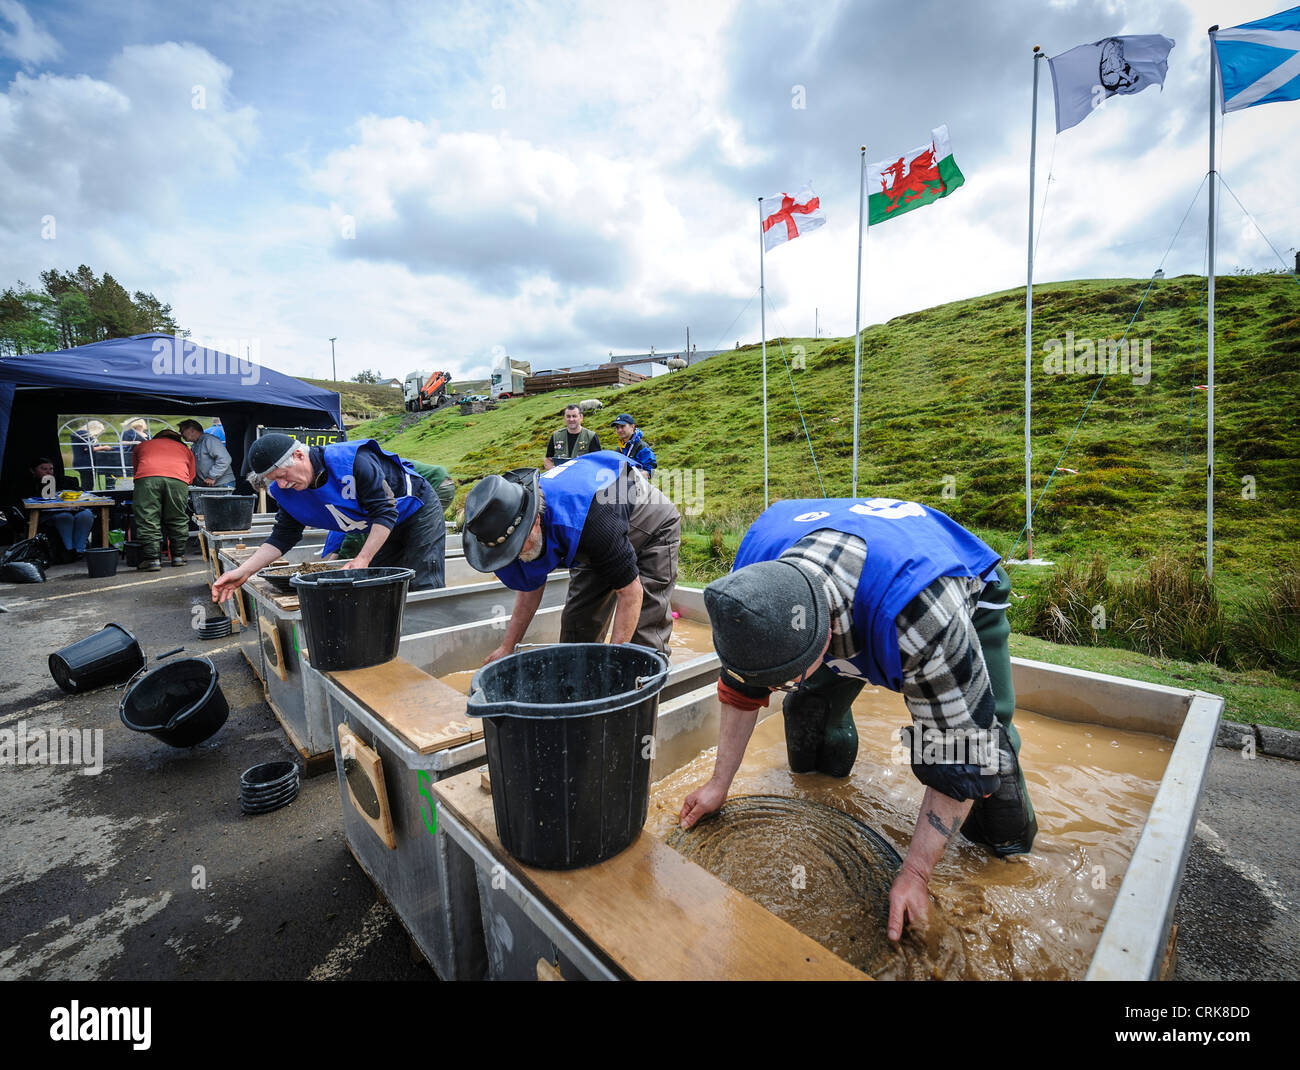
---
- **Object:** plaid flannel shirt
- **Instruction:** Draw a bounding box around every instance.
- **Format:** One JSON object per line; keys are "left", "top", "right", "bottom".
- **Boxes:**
{"left": 722, "top": 529, "right": 1003, "bottom": 799}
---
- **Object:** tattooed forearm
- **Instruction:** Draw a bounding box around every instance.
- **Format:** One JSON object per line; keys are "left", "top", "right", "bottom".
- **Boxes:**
{"left": 925, "top": 809, "right": 956, "bottom": 839}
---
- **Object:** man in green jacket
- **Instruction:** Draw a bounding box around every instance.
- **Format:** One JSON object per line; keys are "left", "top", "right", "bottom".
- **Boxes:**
{"left": 543, "top": 405, "right": 601, "bottom": 469}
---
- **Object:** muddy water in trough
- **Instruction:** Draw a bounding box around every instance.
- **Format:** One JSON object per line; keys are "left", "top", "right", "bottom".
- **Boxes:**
{"left": 647, "top": 686, "right": 1171, "bottom": 980}
{"left": 435, "top": 618, "right": 716, "bottom": 695}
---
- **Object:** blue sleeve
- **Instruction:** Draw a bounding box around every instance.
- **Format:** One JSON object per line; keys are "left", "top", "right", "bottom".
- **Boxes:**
{"left": 636, "top": 443, "right": 657, "bottom": 471}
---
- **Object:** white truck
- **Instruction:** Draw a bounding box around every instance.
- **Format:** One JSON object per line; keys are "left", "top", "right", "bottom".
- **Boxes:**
{"left": 490, "top": 352, "right": 529, "bottom": 400}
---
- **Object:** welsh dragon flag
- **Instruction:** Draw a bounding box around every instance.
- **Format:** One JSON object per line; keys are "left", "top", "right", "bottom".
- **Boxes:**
{"left": 867, "top": 125, "right": 965, "bottom": 226}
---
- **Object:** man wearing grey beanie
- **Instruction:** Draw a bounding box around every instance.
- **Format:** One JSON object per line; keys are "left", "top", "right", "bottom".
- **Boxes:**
{"left": 682, "top": 496, "right": 1035, "bottom": 944}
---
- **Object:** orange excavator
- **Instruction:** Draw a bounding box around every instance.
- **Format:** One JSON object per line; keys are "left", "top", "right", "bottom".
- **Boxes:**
{"left": 403, "top": 370, "right": 453, "bottom": 412}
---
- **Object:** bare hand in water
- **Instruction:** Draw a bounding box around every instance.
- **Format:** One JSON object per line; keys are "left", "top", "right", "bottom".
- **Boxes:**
{"left": 679, "top": 779, "right": 728, "bottom": 829}
{"left": 887, "top": 864, "right": 930, "bottom": 941}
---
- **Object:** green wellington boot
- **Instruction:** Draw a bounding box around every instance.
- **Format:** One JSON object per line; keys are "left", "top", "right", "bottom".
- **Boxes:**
{"left": 962, "top": 565, "right": 1037, "bottom": 856}
{"left": 782, "top": 666, "right": 863, "bottom": 778}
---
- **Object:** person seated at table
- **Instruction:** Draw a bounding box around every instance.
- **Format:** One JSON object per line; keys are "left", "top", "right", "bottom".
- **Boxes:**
{"left": 21, "top": 457, "right": 93, "bottom": 562}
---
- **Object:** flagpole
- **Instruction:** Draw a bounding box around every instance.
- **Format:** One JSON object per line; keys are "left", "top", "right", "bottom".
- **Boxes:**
{"left": 1024, "top": 45, "right": 1044, "bottom": 561}
{"left": 852, "top": 146, "right": 866, "bottom": 498}
{"left": 1207, "top": 26, "right": 1219, "bottom": 580}
{"left": 759, "top": 197, "right": 769, "bottom": 509}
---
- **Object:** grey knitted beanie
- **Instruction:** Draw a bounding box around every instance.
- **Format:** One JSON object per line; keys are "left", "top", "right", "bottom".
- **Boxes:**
{"left": 704, "top": 560, "right": 829, "bottom": 689}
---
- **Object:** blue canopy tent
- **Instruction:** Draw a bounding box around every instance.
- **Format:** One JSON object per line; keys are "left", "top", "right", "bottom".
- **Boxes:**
{"left": 0, "top": 333, "right": 343, "bottom": 505}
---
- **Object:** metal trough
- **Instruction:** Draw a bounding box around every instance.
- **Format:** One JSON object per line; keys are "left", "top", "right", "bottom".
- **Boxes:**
{"left": 313, "top": 588, "right": 721, "bottom": 979}
{"left": 431, "top": 655, "right": 1222, "bottom": 981}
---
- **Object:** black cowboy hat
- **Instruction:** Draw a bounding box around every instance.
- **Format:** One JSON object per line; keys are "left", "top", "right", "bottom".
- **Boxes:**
{"left": 462, "top": 468, "right": 540, "bottom": 573}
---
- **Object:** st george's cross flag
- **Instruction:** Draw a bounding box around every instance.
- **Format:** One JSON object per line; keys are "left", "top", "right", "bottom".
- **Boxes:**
{"left": 867, "top": 125, "right": 965, "bottom": 226}
{"left": 1213, "top": 6, "right": 1300, "bottom": 112}
{"left": 1048, "top": 34, "right": 1175, "bottom": 132}
{"left": 760, "top": 186, "right": 826, "bottom": 251}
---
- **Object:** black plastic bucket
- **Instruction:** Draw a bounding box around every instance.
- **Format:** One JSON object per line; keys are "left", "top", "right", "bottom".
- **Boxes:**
{"left": 202, "top": 494, "right": 256, "bottom": 532}
{"left": 240, "top": 761, "right": 301, "bottom": 814}
{"left": 467, "top": 643, "right": 670, "bottom": 869}
{"left": 122, "top": 540, "right": 142, "bottom": 567}
{"left": 85, "top": 547, "right": 119, "bottom": 578}
{"left": 49, "top": 623, "right": 144, "bottom": 693}
{"left": 290, "top": 567, "right": 414, "bottom": 671}
{"left": 119, "top": 656, "right": 229, "bottom": 747}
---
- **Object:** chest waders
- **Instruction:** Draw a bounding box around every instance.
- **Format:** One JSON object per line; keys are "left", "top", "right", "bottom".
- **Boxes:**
{"left": 782, "top": 565, "right": 1036, "bottom": 856}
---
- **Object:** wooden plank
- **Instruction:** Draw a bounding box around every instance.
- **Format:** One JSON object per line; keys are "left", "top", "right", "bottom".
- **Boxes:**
{"left": 338, "top": 724, "right": 397, "bottom": 849}
{"left": 433, "top": 768, "right": 869, "bottom": 982}
{"left": 329, "top": 657, "right": 480, "bottom": 755}
{"left": 258, "top": 613, "right": 288, "bottom": 682}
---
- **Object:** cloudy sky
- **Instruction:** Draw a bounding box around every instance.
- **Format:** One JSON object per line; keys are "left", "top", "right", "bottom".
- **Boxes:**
{"left": 1, "top": 0, "right": 1296, "bottom": 384}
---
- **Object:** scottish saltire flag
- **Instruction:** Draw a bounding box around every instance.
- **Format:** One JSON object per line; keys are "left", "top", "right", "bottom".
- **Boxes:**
{"left": 1214, "top": 6, "right": 1300, "bottom": 112}
{"left": 1048, "top": 35, "right": 1175, "bottom": 132}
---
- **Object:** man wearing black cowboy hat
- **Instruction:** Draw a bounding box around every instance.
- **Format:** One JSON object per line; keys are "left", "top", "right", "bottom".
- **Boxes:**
{"left": 462, "top": 452, "right": 680, "bottom": 663}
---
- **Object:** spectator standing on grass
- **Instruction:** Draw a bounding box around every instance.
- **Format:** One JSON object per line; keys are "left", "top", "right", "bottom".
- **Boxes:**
{"left": 544, "top": 404, "right": 601, "bottom": 470}
{"left": 132, "top": 429, "right": 195, "bottom": 570}
{"left": 70, "top": 419, "right": 112, "bottom": 491}
{"left": 179, "top": 419, "right": 234, "bottom": 488}
{"left": 611, "top": 413, "right": 656, "bottom": 473}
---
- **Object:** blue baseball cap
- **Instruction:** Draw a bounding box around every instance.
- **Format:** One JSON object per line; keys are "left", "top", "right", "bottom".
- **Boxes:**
{"left": 611, "top": 413, "right": 635, "bottom": 427}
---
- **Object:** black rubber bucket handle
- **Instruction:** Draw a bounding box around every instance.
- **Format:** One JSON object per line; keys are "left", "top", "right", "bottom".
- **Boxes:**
{"left": 467, "top": 643, "right": 670, "bottom": 720}
{"left": 312, "top": 571, "right": 411, "bottom": 589}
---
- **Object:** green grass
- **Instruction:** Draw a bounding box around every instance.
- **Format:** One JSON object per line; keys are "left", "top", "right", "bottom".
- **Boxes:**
{"left": 1008, "top": 634, "right": 1300, "bottom": 731}
{"left": 303, "top": 378, "right": 407, "bottom": 425}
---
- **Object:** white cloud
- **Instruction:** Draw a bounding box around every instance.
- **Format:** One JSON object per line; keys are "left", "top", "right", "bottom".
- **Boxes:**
{"left": 0, "top": 41, "right": 257, "bottom": 237}
{"left": 0, "top": 0, "right": 59, "bottom": 67}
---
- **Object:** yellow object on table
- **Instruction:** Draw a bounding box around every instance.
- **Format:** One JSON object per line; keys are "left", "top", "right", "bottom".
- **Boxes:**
{"left": 59, "top": 491, "right": 82, "bottom": 501}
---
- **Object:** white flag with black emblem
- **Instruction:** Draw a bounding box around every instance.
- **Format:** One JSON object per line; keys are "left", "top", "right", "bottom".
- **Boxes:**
{"left": 1048, "top": 34, "right": 1175, "bottom": 133}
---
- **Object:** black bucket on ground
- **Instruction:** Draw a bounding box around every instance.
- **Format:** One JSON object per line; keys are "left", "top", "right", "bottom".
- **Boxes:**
{"left": 290, "top": 567, "right": 414, "bottom": 671}
{"left": 240, "top": 761, "right": 300, "bottom": 814}
{"left": 85, "top": 547, "right": 119, "bottom": 578}
{"left": 122, "top": 540, "right": 142, "bottom": 567}
{"left": 467, "top": 643, "right": 670, "bottom": 869}
{"left": 49, "top": 623, "right": 144, "bottom": 693}
{"left": 119, "top": 656, "right": 228, "bottom": 747}
{"left": 202, "top": 494, "right": 255, "bottom": 532}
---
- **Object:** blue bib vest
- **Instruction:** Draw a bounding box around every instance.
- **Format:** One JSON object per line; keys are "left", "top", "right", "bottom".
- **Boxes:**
{"left": 269, "top": 440, "right": 425, "bottom": 537}
{"left": 733, "top": 498, "right": 1000, "bottom": 690}
{"left": 496, "top": 451, "right": 630, "bottom": 592}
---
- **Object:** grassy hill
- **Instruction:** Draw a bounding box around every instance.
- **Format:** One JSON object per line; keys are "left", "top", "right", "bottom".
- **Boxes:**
{"left": 303, "top": 378, "right": 406, "bottom": 425}
{"left": 352, "top": 273, "right": 1299, "bottom": 723}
